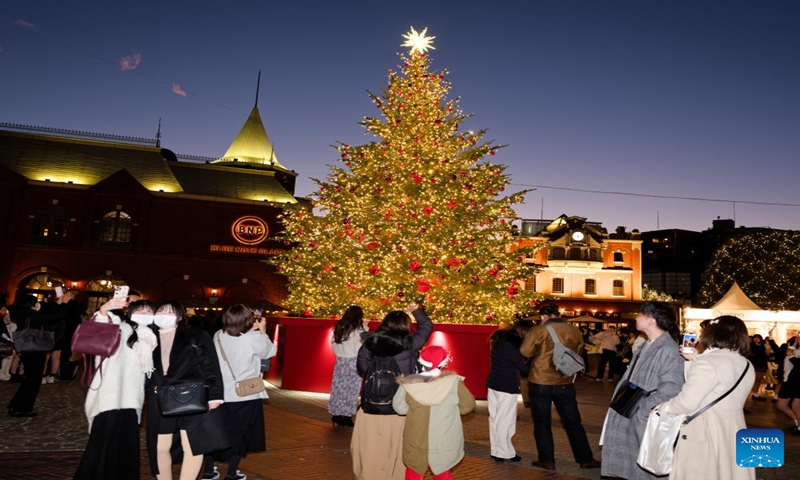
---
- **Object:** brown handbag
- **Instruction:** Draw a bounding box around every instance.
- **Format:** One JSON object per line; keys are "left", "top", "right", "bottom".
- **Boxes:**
{"left": 217, "top": 338, "right": 265, "bottom": 397}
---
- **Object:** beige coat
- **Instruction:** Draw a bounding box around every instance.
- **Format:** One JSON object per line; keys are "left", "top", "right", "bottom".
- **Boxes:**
{"left": 392, "top": 371, "right": 476, "bottom": 475}
{"left": 660, "top": 349, "right": 755, "bottom": 480}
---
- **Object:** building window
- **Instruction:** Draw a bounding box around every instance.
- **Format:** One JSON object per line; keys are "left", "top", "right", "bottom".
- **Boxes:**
{"left": 552, "top": 278, "right": 564, "bottom": 294}
{"left": 613, "top": 280, "right": 624, "bottom": 296}
{"left": 551, "top": 247, "right": 565, "bottom": 260}
{"left": 30, "top": 205, "right": 72, "bottom": 245}
{"left": 524, "top": 277, "right": 536, "bottom": 292}
{"left": 585, "top": 279, "right": 596, "bottom": 295}
{"left": 613, "top": 252, "right": 624, "bottom": 263}
{"left": 98, "top": 211, "right": 132, "bottom": 248}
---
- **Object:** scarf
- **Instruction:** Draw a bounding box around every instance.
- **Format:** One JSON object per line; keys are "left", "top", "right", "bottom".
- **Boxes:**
{"left": 132, "top": 326, "right": 157, "bottom": 377}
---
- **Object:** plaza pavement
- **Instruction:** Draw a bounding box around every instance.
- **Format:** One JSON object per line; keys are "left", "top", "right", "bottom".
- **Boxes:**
{"left": 0, "top": 374, "right": 796, "bottom": 480}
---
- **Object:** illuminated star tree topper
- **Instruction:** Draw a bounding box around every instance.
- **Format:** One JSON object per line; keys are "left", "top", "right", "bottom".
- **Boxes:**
{"left": 401, "top": 27, "right": 435, "bottom": 54}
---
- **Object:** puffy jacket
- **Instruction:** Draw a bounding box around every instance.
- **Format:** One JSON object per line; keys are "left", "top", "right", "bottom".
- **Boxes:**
{"left": 356, "top": 309, "right": 433, "bottom": 377}
{"left": 392, "top": 371, "right": 475, "bottom": 475}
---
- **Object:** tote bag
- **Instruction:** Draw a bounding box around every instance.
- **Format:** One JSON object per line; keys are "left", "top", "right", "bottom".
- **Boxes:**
{"left": 637, "top": 407, "right": 685, "bottom": 475}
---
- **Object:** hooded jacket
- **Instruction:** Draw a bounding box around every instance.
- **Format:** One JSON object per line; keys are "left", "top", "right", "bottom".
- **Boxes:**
{"left": 392, "top": 371, "right": 476, "bottom": 475}
{"left": 357, "top": 309, "right": 433, "bottom": 378}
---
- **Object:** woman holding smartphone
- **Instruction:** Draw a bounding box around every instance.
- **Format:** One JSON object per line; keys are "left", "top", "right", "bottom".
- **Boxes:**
{"left": 74, "top": 297, "right": 157, "bottom": 480}
{"left": 201, "top": 304, "right": 277, "bottom": 480}
{"left": 660, "top": 316, "right": 755, "bottom": 480}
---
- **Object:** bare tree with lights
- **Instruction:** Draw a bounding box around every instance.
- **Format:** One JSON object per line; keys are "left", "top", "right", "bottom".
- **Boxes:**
{"left": 270, "top": 27, "right": 544, "bottom": 323}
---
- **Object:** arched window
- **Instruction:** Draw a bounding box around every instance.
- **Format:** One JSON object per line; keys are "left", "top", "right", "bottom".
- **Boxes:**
{"left": 17, "top": 272, "right": 65, "bottom": 302}
{"left": 97, "top": 211, "right": 132, "bottom": 248}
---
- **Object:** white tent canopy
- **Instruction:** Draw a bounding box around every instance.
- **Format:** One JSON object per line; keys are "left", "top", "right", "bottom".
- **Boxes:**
{"left": 684, "top": 282, "right": 800, "bottom": 344}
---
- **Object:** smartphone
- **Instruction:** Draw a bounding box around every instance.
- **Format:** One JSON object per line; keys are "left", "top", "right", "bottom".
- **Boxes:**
{"left": 55, "top": 286, "right": 65, "bottom": 297}
{"left": 681, "top": 333, "right": 697, "bottom": 354}
{"left": 113, "top": 285, "right": 130, "bottom": 299}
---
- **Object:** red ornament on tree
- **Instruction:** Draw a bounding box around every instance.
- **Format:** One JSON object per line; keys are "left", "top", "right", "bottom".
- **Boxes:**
{"left": 369, "top": 266, "right": 380, "bottom": 276}
{"left": 416, "top": 279, "right": 431, "bottom": 294}
{"left": 409, "top": 259, "right": 422, "bottom": 271}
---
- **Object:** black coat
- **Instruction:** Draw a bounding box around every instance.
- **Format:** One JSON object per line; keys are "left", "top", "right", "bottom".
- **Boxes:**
{"left": 356, "top": 309, "right": 433, "bottom": 377}
{"left": 146, "top": 326, "right": 227, "bottom": 474}
{"left": 486, "top": 331, "right": 530, "bottom": 394}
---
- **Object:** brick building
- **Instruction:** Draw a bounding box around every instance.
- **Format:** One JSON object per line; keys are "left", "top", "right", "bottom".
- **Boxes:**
{"left": 513, "top": 214, "right": 644, "bottom": 324}
{"left": 0, "top": 103, "right": 300, "bottom": 312}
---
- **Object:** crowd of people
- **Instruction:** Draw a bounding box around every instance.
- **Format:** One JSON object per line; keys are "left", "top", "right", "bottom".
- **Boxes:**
{"left": 2, "top": 290, "right": 276, "bottom": 480}
{"left": 4, "top": 290, "right": 800, "bottom": 479}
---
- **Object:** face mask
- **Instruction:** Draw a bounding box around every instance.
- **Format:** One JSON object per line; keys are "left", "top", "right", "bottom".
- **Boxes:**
{"left": 154, "top": 314, "right": 178, "bottom": 330}
{"left": 130, "top": 314, "right": 154, "bottom": 326}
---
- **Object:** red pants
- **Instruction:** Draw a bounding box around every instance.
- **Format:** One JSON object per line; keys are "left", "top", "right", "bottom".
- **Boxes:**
{"left": 405, "top": 467, "right": 452, "bottom": 480}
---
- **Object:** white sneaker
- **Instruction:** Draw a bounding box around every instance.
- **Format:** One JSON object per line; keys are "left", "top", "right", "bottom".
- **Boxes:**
{"left": 47, "top": 375, "right": 55, "bottom": 384}
{"left": 201, "top": 466, "right": 220, "bottom": 480}
{"left": 41, "top": 377, "right": 48, "bottom": 385}
{"left": 225, "top": 471, "right": 246, "bottom": 480}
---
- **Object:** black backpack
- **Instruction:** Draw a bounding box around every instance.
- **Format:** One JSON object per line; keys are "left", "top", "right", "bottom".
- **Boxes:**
{"left": 361, "top": 354, "right": 404, "bottom": 415}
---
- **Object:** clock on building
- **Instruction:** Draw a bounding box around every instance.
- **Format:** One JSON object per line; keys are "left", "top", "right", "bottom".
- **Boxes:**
{"left": 571, "top": 231, "right": 585, "bottom": 242}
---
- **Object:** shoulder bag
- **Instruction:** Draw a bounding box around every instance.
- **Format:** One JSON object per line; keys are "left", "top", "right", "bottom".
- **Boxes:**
{"left": 11, "top": 317, "right": 56, "bottom": 353}
{"left": 609, "top": 351, "right": 653, "bottom": 418}
{"left": 218, "top": 337, "right": 265, "bottom": 397}
{"left": 71, "top": 314, "right": 122, "bottom": 388}
{"left": 637, "top": 361, "right": 751, "bottom": 475}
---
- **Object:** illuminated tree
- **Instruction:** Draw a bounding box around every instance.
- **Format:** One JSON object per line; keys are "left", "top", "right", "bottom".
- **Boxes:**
{"left": 270, "top": 28, "right": 543, "bottom": 323}
{"left": 697, "top": 231, "right": 800, "bottom": 310}
{"left": 642, "top": 284, "right": 676, "bottom": 302}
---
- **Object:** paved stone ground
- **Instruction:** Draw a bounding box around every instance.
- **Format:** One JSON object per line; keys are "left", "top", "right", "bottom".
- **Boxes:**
{"left": 0, "top": 375, "right": 796, "bottom": 479}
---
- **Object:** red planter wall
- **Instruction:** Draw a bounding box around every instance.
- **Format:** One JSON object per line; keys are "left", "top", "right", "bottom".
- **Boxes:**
{"left": 264, "top": 317, "right": 498, "bottom": 399}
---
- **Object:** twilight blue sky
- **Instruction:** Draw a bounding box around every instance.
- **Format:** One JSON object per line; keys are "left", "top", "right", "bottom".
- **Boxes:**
{"left": 2, "top": 1, "right": 799, "bottom": 232}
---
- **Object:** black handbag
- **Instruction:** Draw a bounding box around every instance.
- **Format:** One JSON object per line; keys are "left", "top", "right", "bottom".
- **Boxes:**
{"left": 610, "top": 352, "right": 654, "bottom": 418}
{"left": 12, "top": 318, "right": 56, "bottom": 353}
{"left": 157, "top": 382, "right": 208, "bottom": 416}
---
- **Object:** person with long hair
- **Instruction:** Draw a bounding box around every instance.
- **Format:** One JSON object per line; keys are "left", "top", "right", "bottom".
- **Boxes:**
{"left": 660, "top": 316, "right": 756, "bottom": 479}
{"left": 7, "top": 292, "right": 72, "bottom": 417}
{"left": 775, "top": 336, "right": 800, "bottom": 433}
{"left": 74, "top": 297, "right": 158, "bottom": 480}
{"left": 145, "top": 300, "right": 226, "bottom": 480}
{"left": 201, "top": 304, "right": 277, "bottom": 480}
{"left": 351, "top": 304, "right": 433, "bottom": 480}
{"left": 329, "top": 305, "right": 366, "bottom": 427}
{"left": 600, "top": 301, "right": 685, "bottom": 480}
{"left": 486, "top": 320, "right": 533, "bottom": 463}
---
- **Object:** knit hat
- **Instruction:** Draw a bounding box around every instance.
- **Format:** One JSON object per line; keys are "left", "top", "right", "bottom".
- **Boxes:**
{"left": 418, "top": 345, "right": 450, "bottom": 372}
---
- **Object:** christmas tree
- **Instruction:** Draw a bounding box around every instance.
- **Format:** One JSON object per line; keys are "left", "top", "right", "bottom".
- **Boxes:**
{"left": 271, "top": 27, "right": 543, "bottom": 323}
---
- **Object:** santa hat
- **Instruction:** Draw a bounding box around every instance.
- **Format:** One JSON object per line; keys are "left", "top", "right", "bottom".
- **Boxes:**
{"left": 418, "top": 345, "right": 450, "bottom": 374}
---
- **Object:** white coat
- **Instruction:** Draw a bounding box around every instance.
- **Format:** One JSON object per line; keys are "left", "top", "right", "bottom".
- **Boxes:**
{"left": 660, "top": 349, "right": 755, "bottom": 480}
